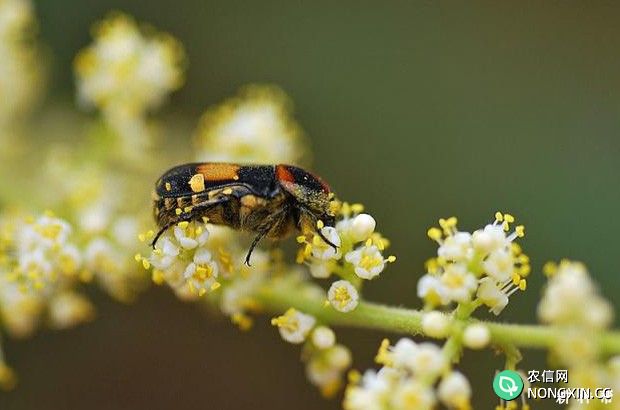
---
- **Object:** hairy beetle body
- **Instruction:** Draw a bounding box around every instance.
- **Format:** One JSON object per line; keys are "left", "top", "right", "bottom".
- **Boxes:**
{"left": 152, "top": 162, "right": 336, "bottom": 264}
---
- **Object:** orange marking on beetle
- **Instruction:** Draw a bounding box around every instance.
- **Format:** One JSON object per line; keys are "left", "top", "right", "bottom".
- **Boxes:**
{"left": 276, "top": 165, "right": 295, "bottom": 184}
{"left": 197, "top": 163, "right": 241, "bottom": 182}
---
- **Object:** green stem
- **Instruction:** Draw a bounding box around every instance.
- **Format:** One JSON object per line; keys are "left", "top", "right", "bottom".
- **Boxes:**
{"left": 255, "top": 283, "right": 620, "bottom": 356}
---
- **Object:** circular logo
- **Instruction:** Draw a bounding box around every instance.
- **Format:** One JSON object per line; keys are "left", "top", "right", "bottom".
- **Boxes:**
{"left": 493, "top": 370, "right": 524, "bottom": 401}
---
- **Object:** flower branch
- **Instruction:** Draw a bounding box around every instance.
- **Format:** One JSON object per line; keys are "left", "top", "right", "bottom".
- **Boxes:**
{"left": 253, "top": 280, "right": 620, "bottom": 356}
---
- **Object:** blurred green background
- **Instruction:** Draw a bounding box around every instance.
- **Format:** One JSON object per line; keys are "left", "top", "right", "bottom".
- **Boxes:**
{"left": 2, "top": 1, "right": 620, "bottom": 409}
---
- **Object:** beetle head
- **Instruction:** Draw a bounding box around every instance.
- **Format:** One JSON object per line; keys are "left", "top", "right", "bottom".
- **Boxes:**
{"left": 276, "top": 165, "right": 333, "bottom": 224}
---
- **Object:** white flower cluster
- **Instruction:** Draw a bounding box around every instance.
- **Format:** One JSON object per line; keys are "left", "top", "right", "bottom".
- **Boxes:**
{"left": 74, "top": 13, "right": 184, "bottom": 157}
{"left": 417, "top": 213, "right": 529, "bottom": 315}
{"left": 305, "top": 327, "right": 352, "bottom": 397}
{"left": 42, "top": 147, "right": 151, "bottom": 302}
{"left": 140, "top": 221, "right": 220, "bottom": 299}
{"left": 74, "top": 13, "right": 184, "bottom": 115}
{"left": 538, "top": 260, "right": 613, "bottom": 329}
{"left": 0, "top": 0, "right": 41, "bottom": 130}
{"left": 538, "top": 261, "right": 615, "bottom": 394}
{"left": 140, "top": 220, "right": 277, "bottom": 332}
{"left": 0, "top": 213, "right": 93, "bottom": 338}
{"left": 85, "top": 215, "right": 146, "bottom": 302}
{"left": 271, "top": 311, "right": 352, "bottom": 397}
{"left": 9, "top": 214, "right": 82, "bottom": 292}
{"left": 298, "top": 204, "right": 395, "bottom": 313}
{"left": 194, "top": 85, "right": 306, "bottom": 165}
{"left": 345, "top": 338, "right": 471, "bottom": 410}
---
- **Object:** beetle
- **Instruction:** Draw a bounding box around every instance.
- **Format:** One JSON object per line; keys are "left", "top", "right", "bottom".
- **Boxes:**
{"left": 151, "top": 162, "right": 338, "bottom": 265}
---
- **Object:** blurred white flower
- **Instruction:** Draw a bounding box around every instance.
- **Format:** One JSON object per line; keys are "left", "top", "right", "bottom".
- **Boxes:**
{"left": 462, "top": 323, "right": 490, "bottom": 349}
{"left": 437, "top": 371, "right": 472, "bottom": 409}
{"left": 47, "top": 291, "right": 95, "bottom": 329}
{"left": 311, "top": 326, "right": 336, "bottom": 349}
{"left": 306, "top": 344, "right": 352, "bottom": 397}
{"left": 538, "top": 260, "right": 613, "bottom": 329}
{"left": 75, "top": 13, "right": 184, "bottom": 114}
{"left": 0, "top": 0, "right": 41, "bottom": 131}
{"left": 421, "top": 311, "right": 451, "bottom": 338}
{"left": 195, "top": 85, "right": 306, "bottom": 165}
{"left": 271, "top": 308, "right": 315, "bottom": 344}
{"left": 392, "top": 379, "right": 436, "bottom": 410}
{"left": 417, "top": 274, "right": 449, "bottom": 307}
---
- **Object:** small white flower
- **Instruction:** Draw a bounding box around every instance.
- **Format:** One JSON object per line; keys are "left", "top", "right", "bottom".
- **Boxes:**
{"left": 471, "top": 224, "right": 507, "bottom": 255}
{"left": 345, "top": 244, "right": 386, "bottom": 280}
{"left": 463, "top": 323, "right": 490, "bottom": 349}
{"left": 183, "top": 249, "right": 219, "bottom": 297}
{"left": 146, "top": 221, "right": 222, "bottom": 296}
{"left": 408, "top": 342, "right": 446, "bottom": 377}
{"left": 440, "top": 264, "right": 477, "bottom": 303}
{"left": 417, "top": 274, "right": 449, "bottom": 306}
{"left": 309, "top": 261, "right": 332, "bottom": 278}
{"left": 483, "top": 247, "right": 514, "bottom": 282}
{"left": 476, "top": 277, "right": 509, "bottom": 315}
{"left": 438, "top": 371, "right": 472, "bottom": 409}
{"left": 326, "top": 344, "right": 352, "bottom": 369}
{"left": 338, "top": 213, "right": 376, "bottom": 242}
{"left": 311, "top": 227, "right": 341, "bottom": 260}
{"left": 392, "top": 379, "right": 436, "bottom": 410}
{"left": 344, "top": 369, "right": 390, "bottom": 410}
{"left": 271, "top": 308, "right": 316, "bottom": 344}
{"left": 312, "top": 326, "right": 336, "bottom": 349}
{"left": 438, "top": 231, "right": 472, "bottom": 261}
{"left": 306, "top": 358, "right": 340, "bottom": 392}
{"left": 391, "top": 338, "right": 419, "bottom": 370}
{"left": 328, "top": 280, "right": 359, "bottom": 312}
{"left": 421, "top": 311, "right": 451, "bottom": 338}
{"left": 174, "top": 224, "right": 199, "bottom": 249}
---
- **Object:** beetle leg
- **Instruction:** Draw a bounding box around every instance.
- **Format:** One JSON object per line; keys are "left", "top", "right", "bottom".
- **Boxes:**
{"left": 316, "top": 227, "right": 339, "bottom": 251}
{"left": 299, "top": 207, "right": 339, "bottom": 251}
{"left": 244, "top": 230, "right": 268, "bottom": 267}
{"left": 244, "top": 208, "right": 289, "bottom": 266}
{"left": 151, "top": 222, "right": 176, "bottom": 248}
{"left": 151, "top": 197, "right": 229, "bottom": 248}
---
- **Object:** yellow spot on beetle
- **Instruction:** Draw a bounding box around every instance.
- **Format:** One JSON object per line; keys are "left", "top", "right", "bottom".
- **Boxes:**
{"left": 165, "top": 182, "right": 172, "bottom": 191}
{"left": 189, "top": 173, "right": 206, "bottom": 193}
